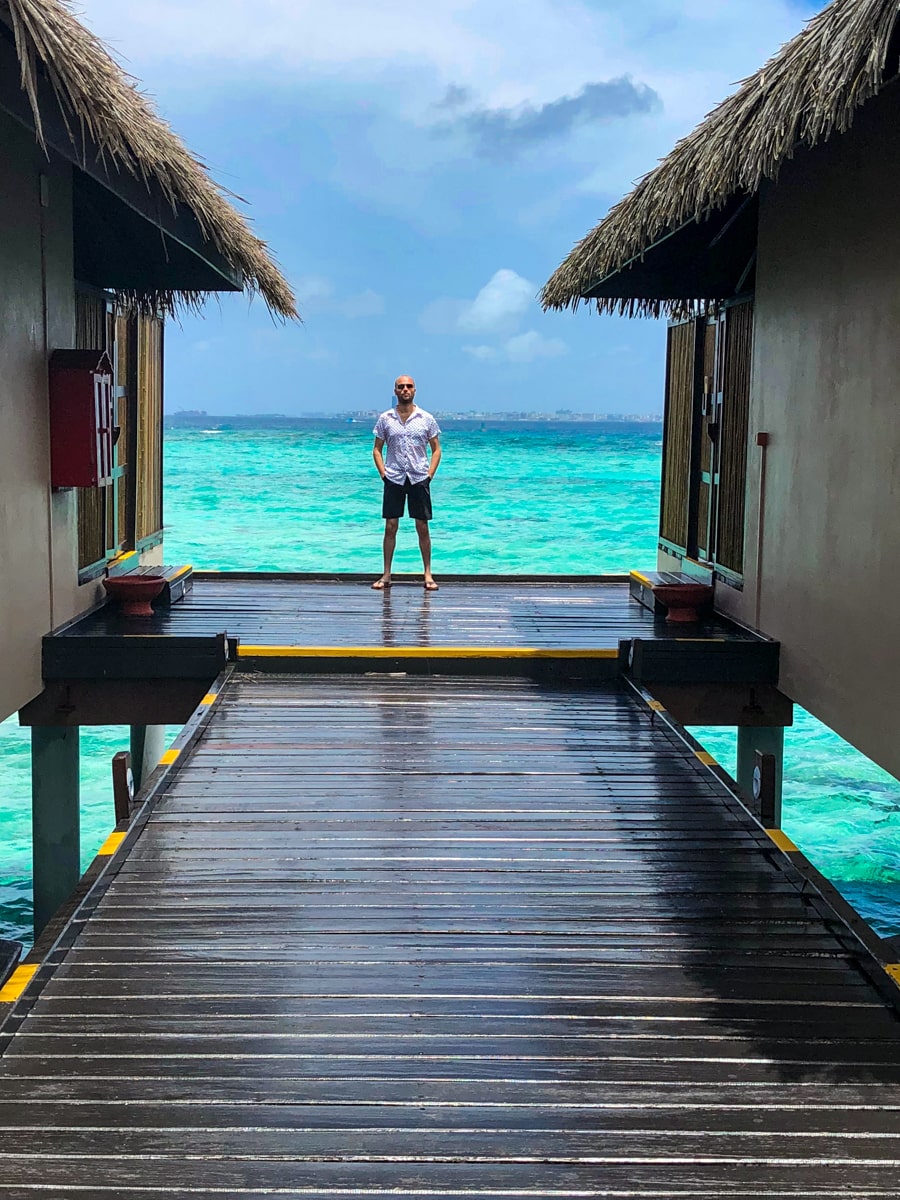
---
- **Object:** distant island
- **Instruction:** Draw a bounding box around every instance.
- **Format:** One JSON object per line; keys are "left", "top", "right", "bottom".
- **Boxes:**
{"left": 165, "top": 409, "right": 663, "bottom": 428}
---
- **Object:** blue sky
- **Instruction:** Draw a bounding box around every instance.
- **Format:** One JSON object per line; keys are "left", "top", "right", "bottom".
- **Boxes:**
{"left": 81, "top": 0, "right": 824, "bottom": 415}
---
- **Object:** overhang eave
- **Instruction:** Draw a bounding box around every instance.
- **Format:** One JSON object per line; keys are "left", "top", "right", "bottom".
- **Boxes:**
{"left": 582, "top": 192, "right": 759, "bottom": 307}
{"left": 0, "top": 24, "right": 241, "bottom": 296}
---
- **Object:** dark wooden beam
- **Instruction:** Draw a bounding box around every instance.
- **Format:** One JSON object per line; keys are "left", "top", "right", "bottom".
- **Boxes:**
{"left": 646, "top": 682, "right": 793, "bottom": 727}
{"left": 628, "top": 636, "right": 779, "bottom": 685}
{"left": 19, "top": 679, "right": 214, "bottom": 727}
{"left": 42, "top": 633, "right": 231, "bottom": 681}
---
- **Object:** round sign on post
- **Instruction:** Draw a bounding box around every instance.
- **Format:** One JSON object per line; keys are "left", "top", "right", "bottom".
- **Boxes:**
{"left": 752, "top": 764, "right": 762, "bottom": 801}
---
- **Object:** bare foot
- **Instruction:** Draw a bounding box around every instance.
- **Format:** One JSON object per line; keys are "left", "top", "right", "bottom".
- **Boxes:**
{"left": 424, "top": 578, "right": 439, "bottom": 591}
{"left": 372, "top": 577, "right": 392, "bottom": 590}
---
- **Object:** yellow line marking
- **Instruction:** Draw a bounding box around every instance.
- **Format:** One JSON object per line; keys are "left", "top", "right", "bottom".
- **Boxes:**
{"left": 694, "top": 751, "right": 718, "bottom": 766}
{"left": 108, "top": 551, "right": 138, "bottom": 567}
{"left": 159, "top": 748, "right": 181, "bottom": 765}
{"left": 630, "top": 571, "right": 652, "bottom": 585}
{"left": 200, "top": 693, "right": 218, "bottom": 705}
{"left": 169, "top": 564, "right": 192, "bottom": 580}
{"left": 0, "top": 965, "right": 38, "bottom": 1003}
{"left": 647, "top": 700, "right": 666, "bottom": 712}
{"left": 237, "top": 646, "right": 619, "bottom": 660}
{"left": 98, "top": 832, "right": 126, "bottom": 856}
{"left": 885, "top": 965, "right": 900, "bottom": 986}
{"left": 766, "top": 829, "right": 798, "bottom": 853}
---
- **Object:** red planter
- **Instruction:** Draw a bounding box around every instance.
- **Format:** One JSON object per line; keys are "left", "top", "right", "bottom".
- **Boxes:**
{"left": 103, "top": 575, "right": 166, "bottom": 617}
{"left": 653, "top": 583, "right": 713, "bottom": 624}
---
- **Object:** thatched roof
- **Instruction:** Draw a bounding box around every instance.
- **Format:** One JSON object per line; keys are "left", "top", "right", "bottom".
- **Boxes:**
{"left": 541, "top": 0, "right": 900, "bottom": 316}
{"left": 1, "top": 0, "right": 297, "bottom": 318}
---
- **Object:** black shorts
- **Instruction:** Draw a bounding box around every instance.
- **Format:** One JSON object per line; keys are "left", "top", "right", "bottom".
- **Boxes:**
{"left": 383, "top": 476, "right": 433, "bottom": 521}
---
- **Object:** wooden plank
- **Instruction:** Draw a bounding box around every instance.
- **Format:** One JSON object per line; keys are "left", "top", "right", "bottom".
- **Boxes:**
{"left": 2, "top": 675, "right": 899, "bottom": 1198}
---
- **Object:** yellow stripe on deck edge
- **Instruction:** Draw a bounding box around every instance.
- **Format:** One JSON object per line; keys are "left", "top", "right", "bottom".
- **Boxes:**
{"left": 238, "top": 646, "right": 619, "bottom": 660}
{"left": 884, "top": 965, "right": 900, "bottom": 986}
{"left": 630, "top": 571, "right": 652, "bottom": 586}
{"left": 200, "top": 693, "right": 218, "bottom": 705}
{"left": 694, "top": 751, "right": 718, "bottom": 766}
{"left": 98, "top": 832, "right": 126, "bottom": 856}
{"left": 0, "top": 965, "right": 38, "bottom": 1003}
{"left": 159, "top": 748, "right": 181, "bottom": 765}
{"left": 766, "top": 829, "right": 798, "bottom": 853}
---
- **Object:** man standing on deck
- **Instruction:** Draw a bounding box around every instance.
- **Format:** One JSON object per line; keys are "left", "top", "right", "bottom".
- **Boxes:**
{"left": 372, "top": 376, "right": 442, "bottom": 591}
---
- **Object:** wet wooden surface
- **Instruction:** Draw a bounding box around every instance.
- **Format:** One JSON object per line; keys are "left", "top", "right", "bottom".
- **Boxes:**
{"left": 1, "top": 674, "right": 898, "bottom": 1197}
{"left": 56, "top": 578, "right": 754, "bottom": 648}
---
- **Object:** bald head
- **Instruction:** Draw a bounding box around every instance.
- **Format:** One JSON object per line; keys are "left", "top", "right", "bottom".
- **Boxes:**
{"left": 394, "top": 376, "right": 416, "bottom": 405}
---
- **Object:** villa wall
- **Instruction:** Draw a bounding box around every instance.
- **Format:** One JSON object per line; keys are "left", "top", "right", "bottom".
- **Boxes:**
{"left": 0, "top": 110, "right": 103, "bottom": 724}
{"left": 715, "top": 84, "right": 900, "bottom": 778}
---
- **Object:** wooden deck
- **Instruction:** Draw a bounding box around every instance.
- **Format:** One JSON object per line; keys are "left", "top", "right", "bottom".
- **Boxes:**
{"left": 2, "top": 673, "right": 900, "bottom": 1196}
{"left": 42, "top": 577, "right": 779, "bottom": 692}
{"left": 56, "top": 577, "right": 755, "bottom": 648}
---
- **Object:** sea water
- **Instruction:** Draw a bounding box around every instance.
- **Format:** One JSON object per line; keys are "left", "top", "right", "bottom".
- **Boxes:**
{"left": 1, "top": 419, "right": 899, "bottom": 941}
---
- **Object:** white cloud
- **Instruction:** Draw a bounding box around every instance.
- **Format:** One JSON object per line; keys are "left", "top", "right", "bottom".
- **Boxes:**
{"left": 296, "top": 276, "right": 385, "bottom": 319}
{"left": 78, "top": 0, "right": 812, "bottom": 235}
{"left": 505, "top": 331, "right": 567, "bottom": 362}
{"left": 296, "top": 275, "right": 335, "bottom": 306}
{"left": 458, "top": 269, "right": 536, "bottom": 334}
{"left": 464, "top": 331, "right": 567, "bottom": 364}
{"left": 421, "top": 270, "right": 537, "bottom": 337}
{"left": 78, "top": 0, "right": 805, "bottom": 127}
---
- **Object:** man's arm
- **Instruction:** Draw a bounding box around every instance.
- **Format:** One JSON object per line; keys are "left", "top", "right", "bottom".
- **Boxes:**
{"left": 427, "top": 436, "right": 442, "bottom": 480}
{"left": 373, "top": 437, "right": 387, "bottom": 480}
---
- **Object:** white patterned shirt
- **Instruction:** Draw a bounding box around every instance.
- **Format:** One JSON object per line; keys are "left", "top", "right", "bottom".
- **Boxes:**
{"left": 373, "top": 408, "right": 441, "bottom": 484}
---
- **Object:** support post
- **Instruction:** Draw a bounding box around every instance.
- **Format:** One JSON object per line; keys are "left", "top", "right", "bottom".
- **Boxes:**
{"left": 737, "top": 725, "right": 784, "bottom": 826}
{"left": 130, "top": 724, "right": 166, "bottom": 792}
{"left": 31, "top": 725, "right": 80, "bottom": 938}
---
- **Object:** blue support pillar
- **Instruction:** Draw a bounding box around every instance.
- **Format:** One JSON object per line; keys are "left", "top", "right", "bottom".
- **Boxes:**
{"left": 737, "top": 725, "right": 785, "bottom": 827}
{"left": 31, "top": 725, "right": 80, "bottom": 939}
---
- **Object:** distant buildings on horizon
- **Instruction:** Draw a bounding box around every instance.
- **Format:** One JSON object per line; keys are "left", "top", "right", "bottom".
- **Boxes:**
{"left": 166, "top": 408, "right": 663, "bottom": 425}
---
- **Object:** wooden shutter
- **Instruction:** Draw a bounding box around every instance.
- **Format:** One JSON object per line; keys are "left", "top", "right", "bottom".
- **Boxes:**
{"left": 715, "top": 301, "right": 753, "bottom": 576}
{"left": 136, "top": 316, "right": 164, "bottom": 543}
{"left": 74, "top": 292, "right": 107, "bottom": 570}
{"left": 659, "top": 320, "right": 697, "bottom": 553}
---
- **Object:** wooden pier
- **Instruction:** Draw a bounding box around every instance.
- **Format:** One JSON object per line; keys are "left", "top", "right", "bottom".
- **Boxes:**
{"left": 5, "top": 648, "right": 900, "bottom": 1193}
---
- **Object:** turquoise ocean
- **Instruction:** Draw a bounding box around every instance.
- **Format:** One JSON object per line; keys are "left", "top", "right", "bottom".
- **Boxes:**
{"left": 2, "top": 418, "right": 900, "bottom": 942}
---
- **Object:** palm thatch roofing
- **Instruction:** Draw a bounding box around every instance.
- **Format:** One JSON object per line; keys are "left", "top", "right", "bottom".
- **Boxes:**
{"left": 541, "top": 0, "right": 900, "bottom": 316}
{"left": 1, "top": 0, "right": 297, "bottom": 317}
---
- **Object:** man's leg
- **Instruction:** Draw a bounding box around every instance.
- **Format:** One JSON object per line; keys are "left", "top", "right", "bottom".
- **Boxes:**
{"left": 373, "top": 518, "right": 399, "bottom": 589}
{"left": 415, "top": 518, "right": 438, "bottom": 590}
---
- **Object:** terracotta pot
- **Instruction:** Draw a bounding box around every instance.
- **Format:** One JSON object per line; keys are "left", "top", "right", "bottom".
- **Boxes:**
{"left": 103, "top": 574, "right": 166, "bottom": 617}
{"left": 653, "top": 583, "right": 713, "bottom": 624}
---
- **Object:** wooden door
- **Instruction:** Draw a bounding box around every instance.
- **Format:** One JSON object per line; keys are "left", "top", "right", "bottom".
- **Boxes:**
{"left": 135, "top": 316, "right": 164, "bottom": 549}
{"left": 75, "top": 291, "right": 124, "bottom": 574}
{"left": 658, "top": 301, "right": 753, "bottom": 579}
{"left": 659, "top": 318, "right": 701, "bottom": 557}
{"left": 714, "top": 301, "right": 753, "bottom": 577}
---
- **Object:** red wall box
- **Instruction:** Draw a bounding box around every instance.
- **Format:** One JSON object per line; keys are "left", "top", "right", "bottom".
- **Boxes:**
{"left": 49, "top": 349, "right": 116, "bottom": 488}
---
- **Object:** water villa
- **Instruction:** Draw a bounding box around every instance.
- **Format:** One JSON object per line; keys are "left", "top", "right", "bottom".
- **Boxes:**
{"left": 2, "top": 0, "right": 900, "bottom": 1195}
